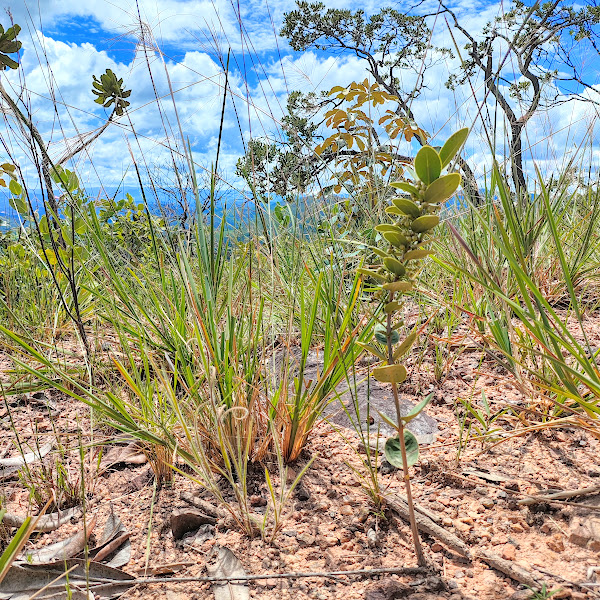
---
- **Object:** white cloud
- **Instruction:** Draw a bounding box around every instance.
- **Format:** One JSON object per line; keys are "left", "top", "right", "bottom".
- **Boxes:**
{"left": 0, "top": 0, "right": 598, "bottom": 199}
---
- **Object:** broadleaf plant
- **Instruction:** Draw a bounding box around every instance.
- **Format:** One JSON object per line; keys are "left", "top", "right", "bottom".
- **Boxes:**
{"left": 0, "top": 24, "right": 21, "bottom": 70}
{"left": 92, "top": 69, "right": 131, "bottom": 116}
{"left": 359, "top": 127, "right": 468, "bottom": 566}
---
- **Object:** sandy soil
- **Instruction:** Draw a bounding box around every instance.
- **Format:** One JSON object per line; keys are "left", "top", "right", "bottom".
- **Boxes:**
{"left": 1, "top": 316, "right": 600, "bottom": 600}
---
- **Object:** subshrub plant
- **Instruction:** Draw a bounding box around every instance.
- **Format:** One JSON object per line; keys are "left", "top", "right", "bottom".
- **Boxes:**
{"left": 358, "top": 128, "right": 468, "bottom": 565}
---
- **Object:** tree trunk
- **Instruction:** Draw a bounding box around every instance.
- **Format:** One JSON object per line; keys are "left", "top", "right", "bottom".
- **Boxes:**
{"left": 456, "top": 157, "right": 485, "bottom": 205}
{"left": 510, "top": 121, "right": 527, "bottom": 198}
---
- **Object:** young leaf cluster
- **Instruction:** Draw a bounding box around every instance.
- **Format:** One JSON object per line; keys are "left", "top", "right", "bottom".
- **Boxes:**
{"left": 92, "top": 69, "right": 131, "bottom": 116}
{"left": 0, "top": 24, "right": 21, "bottom": 70}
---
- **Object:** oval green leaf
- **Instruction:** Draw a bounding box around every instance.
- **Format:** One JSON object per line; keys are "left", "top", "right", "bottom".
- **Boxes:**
{"left": 390, "top": 181, "right": 419, "bottom": 196}
{"left": 404, "top": 249, "right": 433, "bottom": 261}
{"left": 411, "top": 215, "right": 439, "bottom": 233}
{"left": 44, "top": 248, "right": 57, "bottom": 266}
{"left": 392, "top": 198, "right": 420, "bottom": 218}
{"left": 385, "top": 206, "right": 403, "bottom": 216}
{"left": 414, "top": 146, "right": 441, "bottom": 185}
{"left": 382, "top": 231, "right": 408, "bottom": 248}
{"left": 9, "top": 196, "right": 27, "bottom": 215}
{"left": 375, "top": 224, "right": 403, "bottom": 234}
{"left": 424, "top": 173, "right": 461, "bottom": 203}
{"left": 383, "top": 281, "right": 414, "bottom": 292}
{"left": 373, "top": 324, "right": 399, "bottom": 345}
{"left": 384, "top": 301, "right": 401, "bottom": 314}
{"left": 439, "top": 128, "right": 469, "bottom": 168}
{"left": 383, "top": 257, "right": 406, "bottom": 277}
{"left": 393, "top": 331, "right": 417, "bottom": 360}
{"left": 372, "top": 364, "right": 407, "bottom": 384}
{"left": 400, "top": 393, "right": 433, "bottom": 425}
{"left": 384, "top": 430, "right": 419, "bottom": 468}
{"left": 357, "top": 342, "right": 387, "bottom": 361}
{"left": 357, "top": 268, "right": 387, "bottom": 282}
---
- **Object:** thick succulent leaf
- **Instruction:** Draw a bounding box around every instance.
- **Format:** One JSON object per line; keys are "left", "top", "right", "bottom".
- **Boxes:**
{"left": 385, "top": 206, "right": 403, "bottom": 216}
{"left": 357, "top": 342, "right": 387, "bottom": 361}
{"left": 375, "top": 224, "right": 403, "bottom": 234}
{"left": 424, "top": 173, "right": 461, "bottom": 203}
{"left": 384, "top": 430, "right": 419, "bottom": 468}
{"left": 390, "top": 181, "right": 419, "bottom": 196}
{"left": 383, "top": 257, "right": 406, "bottom": 277}
{"left": 357, "top": 268, "right": 387, "bottom": 282}
{"left": 439, "top": 128, "right": 469, "bottom": 168}
{"left": 372, "top": 364, "right": 407, "bottom": 384}
{"left": 404, "top": 248, "right": 432, "bottom": 261}
{"left": 382, "top": 231, "right": 408, "bottom": 248}
{"left": 392, "top": 198, "right": 420, "bottom": 218}
{"left": 411, "top": 215, "right": 439, "bottom": 233}
{"left": 383, "top": 281, "right": 414, "bottom": 292}
{"left": 384, "top": 301, "right": 401, "bottom": 314}
{"left": 414, "top": 146, "right": 441, "bottom": 185}
{"left": 0, "top": 56, "right": 18, "bottom": 70}
{"left": 393, "top": 331, "right": 417, "bottom": 360}
{"left": 374, "top": 324, "right": 399, "bottom": 345}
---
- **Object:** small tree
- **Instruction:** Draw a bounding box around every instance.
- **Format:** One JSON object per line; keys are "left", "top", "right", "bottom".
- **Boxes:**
{"left": 236, "top": 82, "right": 426, "bottom": 212}
{"left": 277, "top": 2, "right": 483, "bottom": 202}
{"left": 443, "top": 0, "right": 600, "bottom": 195}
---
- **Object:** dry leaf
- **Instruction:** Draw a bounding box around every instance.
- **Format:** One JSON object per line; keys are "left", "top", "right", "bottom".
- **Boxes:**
{"left": 206, "top": 546, "right": 249, "bottom": 600}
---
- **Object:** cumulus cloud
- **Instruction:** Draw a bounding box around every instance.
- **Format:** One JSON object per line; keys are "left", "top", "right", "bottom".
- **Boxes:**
{"left": 0, "top": 0, "right": 598, "bottom": 198}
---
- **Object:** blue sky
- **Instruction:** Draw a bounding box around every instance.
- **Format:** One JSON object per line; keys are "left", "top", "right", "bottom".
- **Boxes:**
{"left": 0, "top": 0, "right": 599, "bottom": 209}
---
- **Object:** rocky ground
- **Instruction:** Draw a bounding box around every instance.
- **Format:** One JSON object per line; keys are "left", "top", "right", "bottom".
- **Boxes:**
{"left": 1, "top": 324, "right": 600, "bottom": 600}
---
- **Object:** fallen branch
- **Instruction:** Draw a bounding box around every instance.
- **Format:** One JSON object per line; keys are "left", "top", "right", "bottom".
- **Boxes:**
{"left": 0, "top": 442, "right": 53, "bottom": 480}
{"left": 2, "top": 506, "right": 81, "bottom": 532}
{"left": 396, "top": 494, "right": 442, "bottom": 524}
{"left": 386, "top": 495, "right": 472, "bottom": 559}
{"left": 444, "top": 471, "right": 600, "bottom": 511}
{"left": 78, "top": 565, "right": 430, "bottom": 586}
{"left": 180, "top": 492, "right": 226, "bottom": 519}
{"left": 478, "top": 550, "right": 541, "bottom": 589}
{"left": 94, "top": 532, "right": 130, "bottom": 563}
{"left": 518, "top": 485, "right": 600, "bottom": 506}
{"left": 531, "top": 564, "right": 600, "bottom": 598}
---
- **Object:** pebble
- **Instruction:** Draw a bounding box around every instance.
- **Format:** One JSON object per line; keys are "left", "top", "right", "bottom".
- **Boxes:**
{"left": 501, "top": 544, "right": 516, "bottom": 561}
{"left": 297, "top": 532, "right": 315, "bottom": 546}
{"left": 367, "top": 528, "right": 380, "bottom": 548}
{"left": 340, "top": 505, "right": 353, "bottom": 516}
{"left": 546, "top": 535, "right": 565, "bottom": 553}
{"left": 358, "top": 507, "right": 370, "bottom": 523}
{"left": 482, "top": 497, "right": 495, "bottom": 509}
{"left": 552, "top": 589, "right": 572, "bottom": 599}
{"left": 296, "top": 487, "right": 310, "bottom": 501}
{"left": 453, "top": 520, "right": 472, "bottom": 532}
{"left": 249, "top": 494, "right": 267, "bottom": 507}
